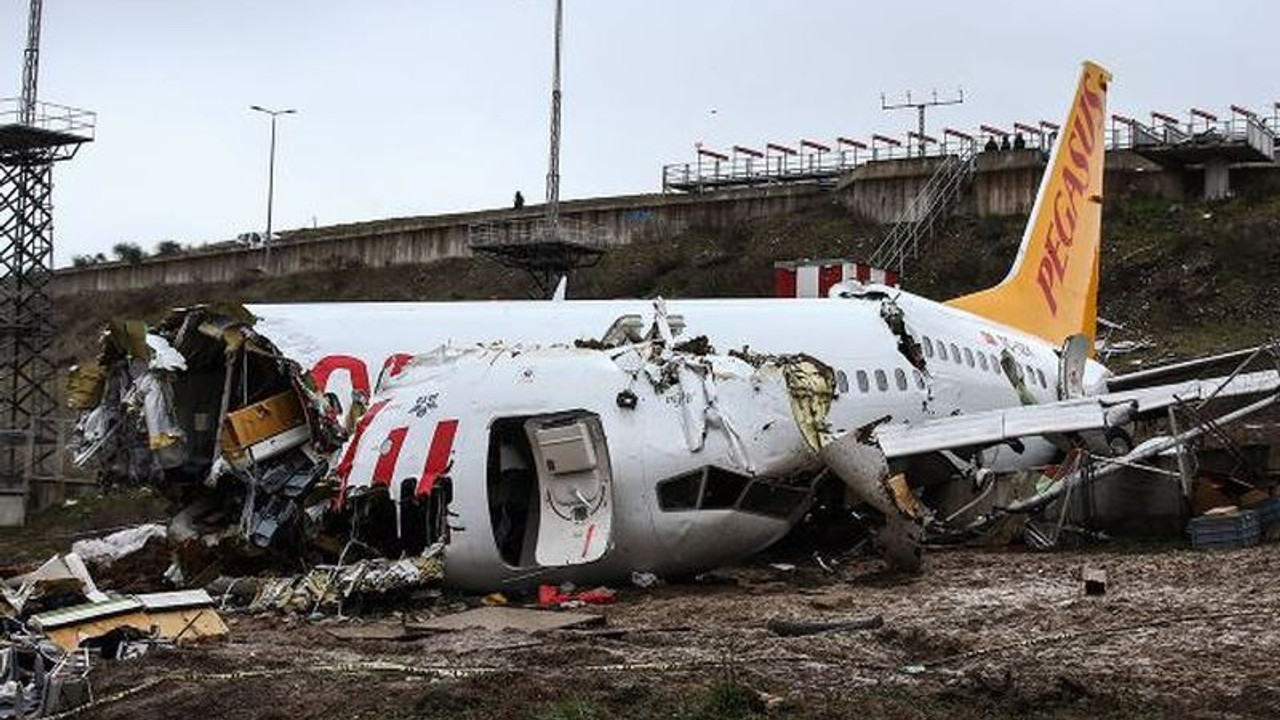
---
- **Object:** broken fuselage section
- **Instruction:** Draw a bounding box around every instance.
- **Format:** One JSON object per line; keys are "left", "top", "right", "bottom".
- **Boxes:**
{"left": 333, "top": 330, "right": 839, "bottom": 590}
{"left": 69, "top": 306, "right": 347, "bottom": 573}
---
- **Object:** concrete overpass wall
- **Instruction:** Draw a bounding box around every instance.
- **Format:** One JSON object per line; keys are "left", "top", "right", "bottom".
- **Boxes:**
{"left": 52, "top": 185, "right": 826, "bottom": 295}
{"left": 52, "top": 150, "right": 1217, "bottom": 296}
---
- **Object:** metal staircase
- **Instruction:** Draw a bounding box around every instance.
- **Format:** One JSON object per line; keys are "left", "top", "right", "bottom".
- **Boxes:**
{"left": 869, "top": 143, "right": 979, "bottom": 275}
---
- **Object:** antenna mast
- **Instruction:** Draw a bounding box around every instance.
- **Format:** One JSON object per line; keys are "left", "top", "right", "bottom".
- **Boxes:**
{"left": 881, "top": 88, "right": 964, "bottom": 157}
{"left": 20, "top": 0, "right": 42, "bottom": 124}
{"left": 545, "top": 0, "right": 563, "bottom": 228}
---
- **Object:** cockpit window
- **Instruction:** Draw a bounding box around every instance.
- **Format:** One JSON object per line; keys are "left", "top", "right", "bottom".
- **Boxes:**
{"left": 739, "top": 480, "right": 809, "bottom": 518}
{"left": 702, "top": 467, "right": 749, "bottom": 509}
{"left": 658, "top": 467, "right": 810, "bottom": 518}
{"left": 657, "top": 470, "right": 702, "bottom": 511}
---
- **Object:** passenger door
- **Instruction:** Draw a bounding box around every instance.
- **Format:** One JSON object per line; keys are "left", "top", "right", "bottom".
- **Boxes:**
{"left": 523, "top": 413, "right": 615, "bottom": 566}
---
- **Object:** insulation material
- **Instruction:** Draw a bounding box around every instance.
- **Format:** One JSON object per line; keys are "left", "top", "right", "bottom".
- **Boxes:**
{"left": 70, "top": 524, "right": 167, "bottom": 567}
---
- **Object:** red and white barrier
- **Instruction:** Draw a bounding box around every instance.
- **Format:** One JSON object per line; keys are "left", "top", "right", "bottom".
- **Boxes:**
{"left": 773, "top": 260, "right": 899, "bottom": 298}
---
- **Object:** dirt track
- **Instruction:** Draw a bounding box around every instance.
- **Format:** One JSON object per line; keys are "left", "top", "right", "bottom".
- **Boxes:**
{"left": 69, "top": 543, "right": 1280, "bottom": 719}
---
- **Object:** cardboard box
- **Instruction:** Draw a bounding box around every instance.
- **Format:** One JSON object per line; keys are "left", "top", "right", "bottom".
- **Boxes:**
{"left": 224, "top": 390, "right": 305, "bottom": 449}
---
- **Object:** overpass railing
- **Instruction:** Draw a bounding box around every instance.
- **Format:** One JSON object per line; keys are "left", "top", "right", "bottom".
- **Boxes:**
{"left": 662, "top": 135, "right": 1046, "bottom": 193}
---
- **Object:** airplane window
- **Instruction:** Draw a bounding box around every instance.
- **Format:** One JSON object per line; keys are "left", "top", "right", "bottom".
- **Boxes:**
{"left": 978, "top": 353, "right": 989, "bottom": 372}
{"left": 739, "top": 481, "right": 809, "bottom": 518}
{"left": 658, "top": 471, "right": 702, "bottom": 511}
{"left": 856, "top": 370, "right": 870, "bottom": 393}
{"left": 835, "top": 370, "right": 849, "bottom": 394}
{"left": 950, "top": 344, "right": 962, "bottom": 364}
{"left": 874, "top": 369, "right": 889, "bottom": 392}
{"left": 991, "top": 354, "right": 1002, "bottom": 373}
{"left": 894, "top": 368, "right": 908, "bottom": 390}
{"left": 912, "top": 369, "right": 925, "bottom": 389}
{"left": 702, "top": 467, "right": 750, "bottom": 509}
{"left": 922, "top": 336, "right": 934, "bottom": 357}
{"left": 938, "top": 343, "right": 948, "bottom": 361}
{"left": 1037, "top": 368, "right": 1048, "bottom": 388}
{"left": 963, "top": 347, "right": 975, "bottom": 367}
{"left": 1025, "top": 364, "right": 1037, "bottom": 386}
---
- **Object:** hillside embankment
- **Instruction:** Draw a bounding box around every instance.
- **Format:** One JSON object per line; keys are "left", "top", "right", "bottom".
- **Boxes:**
{"left": 54, "top": 193, "right": 1280, "bottom": 370}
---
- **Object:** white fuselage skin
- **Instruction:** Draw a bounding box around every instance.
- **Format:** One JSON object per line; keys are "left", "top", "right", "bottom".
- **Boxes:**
{"left": 249, "top": 291, "right": 1110, "bottom": 589}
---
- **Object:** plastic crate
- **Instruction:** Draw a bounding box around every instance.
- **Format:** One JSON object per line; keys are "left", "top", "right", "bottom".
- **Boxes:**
{"left": 1252, "top": 497, "right": 1280, "bottom": 530}
{"left": 1189, "top": 510, "right": 1260, "bottom": 550}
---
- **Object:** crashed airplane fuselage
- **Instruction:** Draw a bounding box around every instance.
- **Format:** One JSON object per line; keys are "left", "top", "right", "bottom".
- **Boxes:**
{"left": 259, "top": 289, "right": 1089, "bottom": 589}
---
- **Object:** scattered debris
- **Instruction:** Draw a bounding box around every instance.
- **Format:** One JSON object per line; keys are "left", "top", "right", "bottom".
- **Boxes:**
{"left": 214, "top": 550, "right": 444, "bottom": 616}
{"left": 629, "top": 572, "right": 659, "bottom": 589}
{"left": 1, "top": 555, "right": 107, "bottom": 617}
{"left": 410, "top": 606, "right": 605, "bottom": 633}
{"left": 537, "top": 585, "right": 617, "bottom": 609}
{"left": 1082, "top": 565, "right": 1108, "bottom": 596}
{"left": 69, "top": 524, "right": 166, "bottom": 568}
{"left": 766, "top": 614, "right": 885, "bottom": 637}
{"left": 31, "top": 589, "right": 228, "bottom": 652}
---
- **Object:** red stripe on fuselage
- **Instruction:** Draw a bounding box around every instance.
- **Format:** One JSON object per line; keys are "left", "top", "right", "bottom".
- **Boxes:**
{"left": 371, "top": 426, "right": 408, "bottom": 488}
{"left": 417, "top": 419, "right": 459, "bottom": 496}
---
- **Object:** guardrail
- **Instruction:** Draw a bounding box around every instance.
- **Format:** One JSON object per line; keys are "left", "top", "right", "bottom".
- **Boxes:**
{"left": 0, "top": 98, "right": 97, "bottom": 141}
{"left": 663, "top": 135, "right": 1046, "bottom": 192}
{"left": 665, "top": 109, "right": 1280, "bottom": 193}
{"left": 1107, "top": 115, "right": 1275, "bottom": 159}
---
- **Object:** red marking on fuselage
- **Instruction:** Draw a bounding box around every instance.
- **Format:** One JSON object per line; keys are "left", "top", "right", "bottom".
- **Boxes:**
{"left": 332, "top": 399, "right": 389, "bottom": 509}
{"left": 370, "top": 426, "right": 409, "bottom": 488}
{"left": 582, "top": 523, "right": 596, "bottom": 558}
{"left": 311, "top": 355, "right": 372, "bottom": 398}
{"left": 382, "top": 353, "right": 413, "bottom": 379}
{"left": 417, "top": 419, "right": 459, "bottom": 497}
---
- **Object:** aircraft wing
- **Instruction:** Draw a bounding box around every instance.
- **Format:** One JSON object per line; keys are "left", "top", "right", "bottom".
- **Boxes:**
{"left": 874, "top": 369, "right": 1280, "bottom": 458}
{"left": 1105, "top": 344, "right": 1275, "bottom": 392}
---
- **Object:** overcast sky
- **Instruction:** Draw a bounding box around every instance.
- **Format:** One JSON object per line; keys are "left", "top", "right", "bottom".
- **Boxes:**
{"left": 2, "top": 0, "right": 1276, "bottom": 266}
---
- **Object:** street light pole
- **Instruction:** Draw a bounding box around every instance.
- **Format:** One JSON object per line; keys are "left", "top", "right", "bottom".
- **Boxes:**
{"left": 249, "top": 105, "right": 296, "bottom": 267}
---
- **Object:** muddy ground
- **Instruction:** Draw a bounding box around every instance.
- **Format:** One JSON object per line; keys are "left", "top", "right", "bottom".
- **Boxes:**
{"left": 59, "top": 543, "right": 1279, "bottom": 719}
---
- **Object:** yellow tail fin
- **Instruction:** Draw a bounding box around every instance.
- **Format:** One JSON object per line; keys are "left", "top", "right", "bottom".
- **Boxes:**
{"left": 946, "top": 62, "right": 1112, "bottom": 352}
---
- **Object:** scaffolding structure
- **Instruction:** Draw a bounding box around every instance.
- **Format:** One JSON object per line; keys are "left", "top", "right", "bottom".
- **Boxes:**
{"left": 0, "top": 34, "right": 95, "bottom": 517}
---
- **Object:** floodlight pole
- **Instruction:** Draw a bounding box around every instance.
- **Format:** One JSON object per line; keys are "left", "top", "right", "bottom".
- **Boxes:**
{"left": 250, "top": 105, "right": 296, "bottom": 266}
